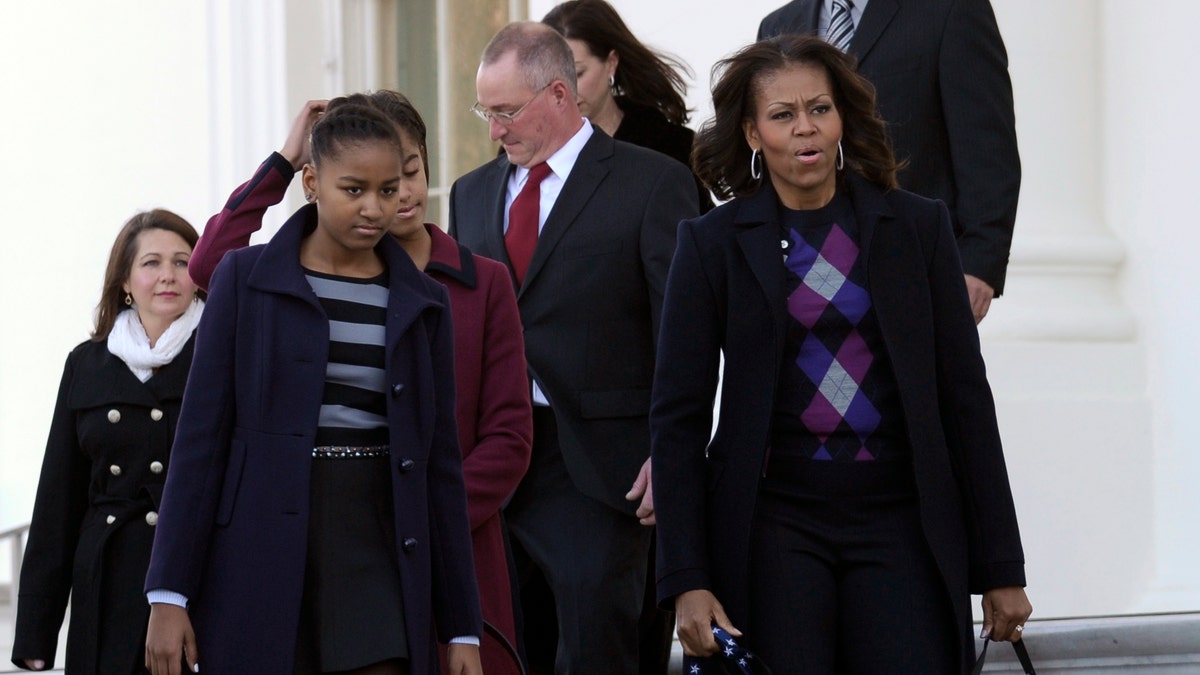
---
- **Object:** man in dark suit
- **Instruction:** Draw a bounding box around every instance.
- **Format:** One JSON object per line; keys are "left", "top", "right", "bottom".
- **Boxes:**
{"left": 448, "top": 21, "right": 697, "bottom": 675}
{"left": 759, "top": 0, "right": 1020, "bottom": 323}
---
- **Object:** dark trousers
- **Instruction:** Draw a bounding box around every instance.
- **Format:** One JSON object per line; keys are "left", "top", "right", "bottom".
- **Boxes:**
{"left": 505, "top": 407, "right": 651, "bottom": 675}
{"left": 747, "top": 457, "right": 958, "bottom": 674}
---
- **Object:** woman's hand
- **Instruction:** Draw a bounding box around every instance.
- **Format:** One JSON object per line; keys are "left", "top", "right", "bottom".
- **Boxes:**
{"left": 981, "top": 586, "right": 1032, "bottom": 642}
{"left": 674, "top": 589, "right": 742, "bottom": 657}
{"left": 446, "top": 642, "right": 483, "bottom": 675}
{"left": 21, "top": 659, "right": 47, "bottom": 670}
{"left": 280, "top": 99, "right": 329, "bottom": 170}
{"left": 145, "top": 603, "right": 199, "bottom": 675}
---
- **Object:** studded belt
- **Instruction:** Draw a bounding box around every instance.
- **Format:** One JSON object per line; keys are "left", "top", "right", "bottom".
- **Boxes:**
{"left": 312, "top": 445, "right": 390, "bottom": 459}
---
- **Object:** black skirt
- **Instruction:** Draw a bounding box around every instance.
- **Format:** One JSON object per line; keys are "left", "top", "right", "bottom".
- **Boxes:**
{"left": 294, "top": 453, "right": 408, "bottom": 673}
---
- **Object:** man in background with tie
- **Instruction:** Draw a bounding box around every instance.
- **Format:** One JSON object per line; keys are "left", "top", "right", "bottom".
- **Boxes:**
{"left": 759, "top": 0, "right": 1021, "bottom": 324}
{"left": 449, "top": 21, "right": 697, "bottom": 675}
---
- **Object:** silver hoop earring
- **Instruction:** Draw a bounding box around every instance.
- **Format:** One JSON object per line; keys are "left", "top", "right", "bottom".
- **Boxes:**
{"left": 609, "top": 74, "right": 617, "bottom": 92}
{"left": 750, "top": 148, "right": 763, "bottom": 181}
{"left": 837, "top": 140, "right": 845, "bottom": 171}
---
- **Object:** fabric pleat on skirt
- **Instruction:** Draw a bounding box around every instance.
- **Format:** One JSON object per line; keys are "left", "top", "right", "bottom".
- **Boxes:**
{"left": 294, "top": 454, "right": 409, "bottom": 674}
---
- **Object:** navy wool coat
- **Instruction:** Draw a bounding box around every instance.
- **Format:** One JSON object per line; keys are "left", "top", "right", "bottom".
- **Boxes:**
{"left": 650, "top": 176, "right": 1025, "bottom": 671}
{"left": 145, "top": 204, "right": 482, "bottom": 674}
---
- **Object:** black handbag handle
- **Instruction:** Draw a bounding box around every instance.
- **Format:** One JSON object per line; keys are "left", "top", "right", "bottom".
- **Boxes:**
{"left": 970, "top": 637, "right": 1036, "bottom": 675}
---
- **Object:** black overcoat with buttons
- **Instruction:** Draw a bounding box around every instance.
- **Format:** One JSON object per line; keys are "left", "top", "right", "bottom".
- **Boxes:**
{"left": 145, "top": 204, "right": 482, "bottom": 674}
{"left": 12, "top": 334, "right": 194, "bottom": 673}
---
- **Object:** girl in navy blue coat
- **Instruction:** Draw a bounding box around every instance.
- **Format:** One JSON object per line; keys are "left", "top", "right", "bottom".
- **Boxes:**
{"left": 144, "top": 100, "right": 483, "bottom": 675}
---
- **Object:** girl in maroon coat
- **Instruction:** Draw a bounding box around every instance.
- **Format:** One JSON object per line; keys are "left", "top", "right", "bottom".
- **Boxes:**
{"left": 187, "top": 92, "right": 532, "bottom": 675}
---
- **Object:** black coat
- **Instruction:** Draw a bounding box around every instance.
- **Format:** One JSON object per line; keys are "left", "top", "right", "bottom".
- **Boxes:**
{"left": 651, "top": 177, "right": 1025, "bottom": 671}
{"left": 13, "top": 336, "right": 194, "bottom": 673}
{"left": 613, "top": 98, "right": 714, "bottom": 214}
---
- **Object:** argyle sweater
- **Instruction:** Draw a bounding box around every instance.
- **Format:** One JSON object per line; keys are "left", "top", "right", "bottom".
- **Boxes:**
{"left": 769, "top": 192, "right": 908, "bottom": 462}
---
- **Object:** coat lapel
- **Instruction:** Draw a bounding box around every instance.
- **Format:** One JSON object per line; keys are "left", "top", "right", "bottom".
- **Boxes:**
{"left": 850, "top": 0, "right": 898, "bottom": 64}
{"left": 733, "top": 183, "right": 789, "bottom": 353}
{"left": 67, "top": 346, "right": 174, "bottom": 410}
{"left": 482, "top": 156, "right": 512, "bottom": 269}
{"left": 246, "top": 203, "right": 325, "bottom": 311}
{"left": 520, "top": 128, "right": 611, "bottom": 297}
{"left": 381, "top": 234, "right": 443, "bottom": 350}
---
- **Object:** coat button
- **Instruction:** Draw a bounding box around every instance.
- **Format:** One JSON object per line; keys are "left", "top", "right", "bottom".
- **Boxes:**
{"left": 150, "top": 408, "right": 164, "bottom": 421}
{"left": 399, "top": 459, "right": 415, "bottom": 472}
{"left": 105, "top": 515, "right": 116, "bottom": 525}
{"left": 109, "top": 464, "right": 122, "bottom": 476}
{"left": 402, "top": 537, "right": 418, "bottom": 552}
{"left": 391, "top": 383, "right": 405, "bottom": 398}
{"left": 145, "top": 511, "right": 158, "bottom": 526}
{"left": 150, "top": 461, "right": 164, "bottom": 474}
{"left": 107, "top": 409, "right": 121, "bottom": 423}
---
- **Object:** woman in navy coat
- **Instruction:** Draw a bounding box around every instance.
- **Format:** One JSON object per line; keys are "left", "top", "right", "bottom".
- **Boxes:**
{"left": 651, "top": 36, "right": 1031, "bottom": 673}
{"left": 144, "top": 102, "right": 482, "bottom": 674}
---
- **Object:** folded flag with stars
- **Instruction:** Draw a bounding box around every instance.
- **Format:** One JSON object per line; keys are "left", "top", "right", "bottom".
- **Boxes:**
{"left": 682, "top": 626, "right": 773, "bottom": 675}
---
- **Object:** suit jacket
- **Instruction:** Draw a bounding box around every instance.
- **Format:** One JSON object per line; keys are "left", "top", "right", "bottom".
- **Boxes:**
{"left": 146, "top": 205, "right": 482, "bottom": 674}
{"left": 13, "top": 337, "right": 193, "bottom": 673}
{"left": 187, "top": 154, "right": 530, "bottom": 674}
{"left": 758, "top": 0, "right": 1021, "bottom": 294}
{"left": 449, "top": 126, "right": 698, "bottom": 513}
{"left": 650, "top": 176, "right": 1025, "bottom": 671}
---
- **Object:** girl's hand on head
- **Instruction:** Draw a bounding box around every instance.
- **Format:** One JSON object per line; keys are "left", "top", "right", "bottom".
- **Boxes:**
{"left": 281, "top": 100, "right": 329, "bottom": 170}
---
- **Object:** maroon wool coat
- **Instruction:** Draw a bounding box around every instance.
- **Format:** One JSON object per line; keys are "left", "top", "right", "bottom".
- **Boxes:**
{"left": 188, "top": 153, "right": 531, "bottom": 674}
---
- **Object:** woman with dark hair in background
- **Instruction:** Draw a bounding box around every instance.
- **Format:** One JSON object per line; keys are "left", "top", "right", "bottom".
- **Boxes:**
{"left": 186, "top": 91, "right": 531, "bottom": 675}
{"left": 13, "top": 210, "right": 205, "bottom": 673}
{"left": 651, "top": 35, "right": 1032, "bottom": 673}
{"left": 543, "top": 0, "right": 714, "bottom": 214}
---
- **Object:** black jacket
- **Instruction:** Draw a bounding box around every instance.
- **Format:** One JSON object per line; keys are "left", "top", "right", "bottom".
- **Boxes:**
{"left": 13, "top": 336, "right": 193, "bottom": 673}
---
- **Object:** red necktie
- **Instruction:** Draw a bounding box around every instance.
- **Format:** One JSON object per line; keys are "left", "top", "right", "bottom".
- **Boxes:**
{"left": 506, "top": 162, "right": 552, "bottom": 285}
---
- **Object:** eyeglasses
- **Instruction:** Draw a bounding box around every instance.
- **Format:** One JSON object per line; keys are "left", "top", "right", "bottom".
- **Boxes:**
{"left": 470, "top": 84, "right": 550, "bottom": 126}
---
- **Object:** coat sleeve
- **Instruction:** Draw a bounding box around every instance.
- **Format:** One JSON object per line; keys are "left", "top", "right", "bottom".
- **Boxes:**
{"left": 650, "top": 220, "right": 724, "bottom": 608}
{"left": 926, "top": 201, "right": 1026, "bottom": 592}
{"left": 640, "top": 158, "right": 700, "bottom": 344}
{"left": 939, "top": 0, "right": 1021, "bottom": 295}
{"left": 145, "top": 252, "right": 242, "bottom": 599}
{"left": 460, "top": 261, "right": 532, "bottom": 531}
{"left": 12, "top": 351, "right": 90, "bottom": 668}
{"left": 190, "top": 152, "right": 295, "bottom": 290}
{"left": 426, "top": 290, "right": 485, "bottom": 641}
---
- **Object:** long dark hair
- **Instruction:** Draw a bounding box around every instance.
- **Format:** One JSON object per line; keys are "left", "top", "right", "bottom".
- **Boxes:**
{"left": 93, "top": 209, "right": 203, "bottom": 341}
{"left": 693, "top": 35, "right": 901, "bottom": 201}
{"left": 543, "top": 0, "right": 690, "bottom": 124}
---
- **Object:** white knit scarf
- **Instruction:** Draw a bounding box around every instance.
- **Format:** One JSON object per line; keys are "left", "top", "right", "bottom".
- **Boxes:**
{"left": 106, "top": 299, "right": 205, "bottom": 382}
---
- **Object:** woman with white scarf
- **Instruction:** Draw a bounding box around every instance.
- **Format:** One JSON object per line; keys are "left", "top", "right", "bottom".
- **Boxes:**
{"left": 12, "top": 209, "right": 205, "bottom": 673}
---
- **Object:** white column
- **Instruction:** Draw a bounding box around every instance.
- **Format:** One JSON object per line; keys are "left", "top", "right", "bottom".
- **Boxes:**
{"left": 1101, "top": 0, "right": 1200, "bottom": 613}
{"left": 984, "top": 1, "right": 1133, "bottom": 341}
{"left": 976, "top": 1, "right": 1157, "bottom": 619}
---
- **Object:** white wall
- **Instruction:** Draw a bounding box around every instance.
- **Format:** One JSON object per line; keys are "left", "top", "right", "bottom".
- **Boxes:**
{"left": 0, "top": 2, "right": 216, "bottom": 528}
